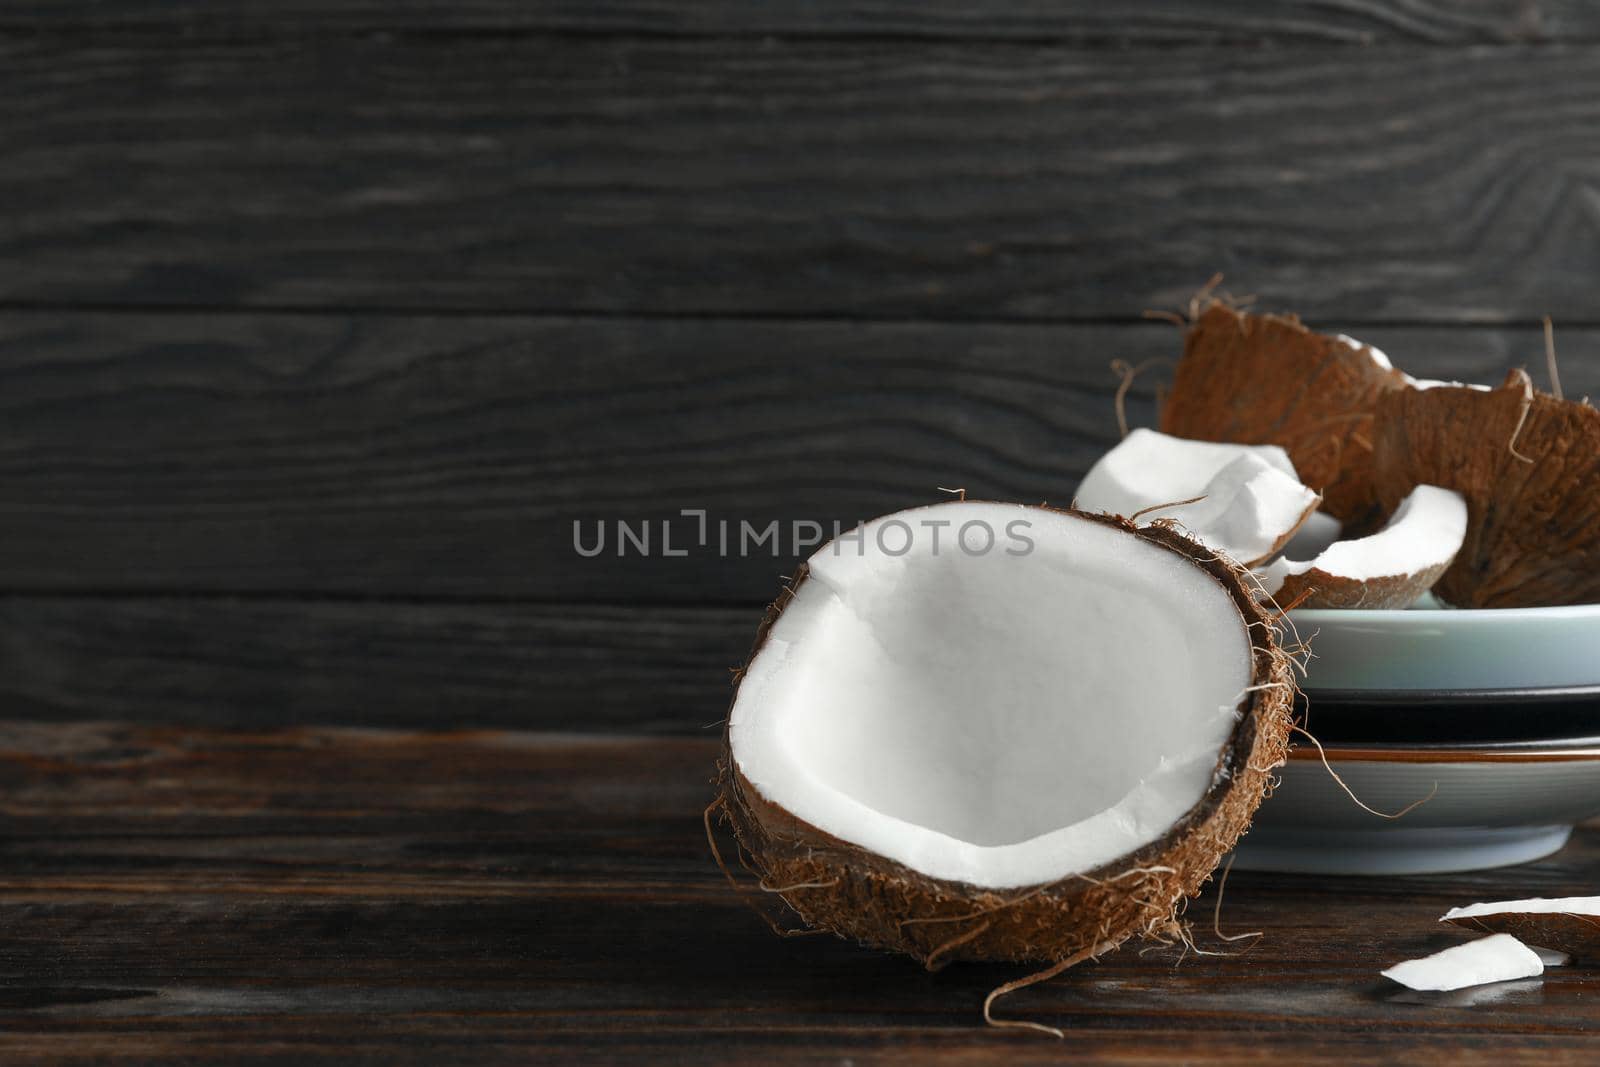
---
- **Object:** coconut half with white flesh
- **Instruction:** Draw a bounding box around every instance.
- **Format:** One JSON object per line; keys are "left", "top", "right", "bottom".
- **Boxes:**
{"left": 1443, "top": 897, "right": 1600, "bottom": 961}
{"left": 1254, "top": 486, "right": 1467, "bottom": 609}
{"left": 1372, "top": 369, "right": 1600, "bottom": 608}
{"left": 1382, "top": 934, "right": 1544, "bottom": 992}
{"left": 715, "top": 501, "right": 1294, "bottom": 967}
{"left": 1161, "top": 303, "right": 1408, "bottom": 526}
{"left": 1076, "top": 429, "right": 1320, "bottom": 567}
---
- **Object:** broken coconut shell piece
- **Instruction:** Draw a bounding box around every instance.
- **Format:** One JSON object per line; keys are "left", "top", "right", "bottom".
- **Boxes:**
{"left": 1076, "top": 429, "right": 1320, "bottom": 567}
{"left": 1254, "top": 485, "right": 1467, "bottom": 609}
{"left": 715, "top": 501, "right": 1293, "bottom": 968}
{"left": 1381, "top": 934, "right": 1544, "bottom": 992}
{"left": 1161, "top": 303, "right": 1408, "bottom": 526}
{"left": 1372, "top": 369, "right": 1600, "bottom": 608}
{"left": 1443, "top": 897, "right": 1600, "bottom": 962}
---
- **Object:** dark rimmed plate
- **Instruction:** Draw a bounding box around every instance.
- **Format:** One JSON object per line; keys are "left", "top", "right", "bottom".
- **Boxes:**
{"left": 1298, "top": 685, "right": 1600, "bottom": 745}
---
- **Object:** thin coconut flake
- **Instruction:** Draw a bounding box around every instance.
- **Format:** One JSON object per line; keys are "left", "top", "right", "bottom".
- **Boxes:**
{"left": 728, "top": 502, "right": 1253, "bottom": 890}
{"left": 1447, "top": 897, "right": 1600, "bottom": 919}
{"left": 1255, "top": 485, "right": 1466, "bottom": 596}
{"left": 1077, "top": 429, "right": 1317, "bottom": 566}
{"left": 1381, "top": 934, "right": 1544, "bottom": 992}
{"left": 1442, "top": 898, "right": 1600, "bottom": 963}
{"left": 1408, "top": 377, "right": 1493, "bottom": 392}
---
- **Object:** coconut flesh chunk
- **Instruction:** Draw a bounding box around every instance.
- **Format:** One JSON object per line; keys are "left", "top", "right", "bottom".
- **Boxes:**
{"left": 1076, "top": 429, "right": 1320, "bottom": 567}
{"left": 1381, "top": 934, "right": 1544, "bottom": 992}
{"left": 1443, "top": 897, "right": 1600, "bottom": 961}
{"left": 1254, "top": 485, "right": 1467, "bottom": 609}
{"left": 719, "top": 501, "right": 1293, "bottom": 966}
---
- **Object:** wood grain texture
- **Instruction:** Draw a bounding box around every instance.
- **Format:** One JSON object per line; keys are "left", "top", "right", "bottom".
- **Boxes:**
{"left": 0, "top": 597, "right": 752, "bottom": 733}
{"left": 8, "top": 37, "right": 1600, "bottom": 320}
{"left": 2, "top": 312, "right": 1592, "bottom": 601}
{"left": 0, "top": 0, "right": 1567, "bottom": 44}
{"left": 0, "top": 724, "right": 1597, "bottom": 1064}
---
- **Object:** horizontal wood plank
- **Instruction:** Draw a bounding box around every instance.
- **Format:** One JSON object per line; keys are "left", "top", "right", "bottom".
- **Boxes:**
{"left": 0, "top": 1, "right": 1573, "bottom": 44}
{"left": 0, "top": 725, "right": 1596, "bottom": 1063}
{"left": 7, "top": 38, "right": 1600, "bottom": 320}
{"left": 0, "top": 311, "right": 1136, "bottom": 599}
{"left": 0, "top": 598, "right": 752, "bottom": 733}
{"left": 0, "top": 312, "right": 1592, "bottom": 601}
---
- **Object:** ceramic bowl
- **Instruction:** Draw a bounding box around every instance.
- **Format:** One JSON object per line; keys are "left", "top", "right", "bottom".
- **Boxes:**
{"left": 1289, "top": 602, "right": 1600, "bottom": 692}
{"left": 1242, "top": 602, "right": 1600, "bottom": 874}
{"left": 1237, "top": 734, "right": 1600, "bottom": 875}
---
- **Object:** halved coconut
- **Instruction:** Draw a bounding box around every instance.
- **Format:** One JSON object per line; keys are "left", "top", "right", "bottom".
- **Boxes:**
{"left": 1076, "top": 429, "right": 1320, "bottom": 567}
{"left": 1254, "top": 485, "right": 1467, "bottom": 609}
{"left": 1161, "top": 303, "right": 1408, "bottom": 526}
{"left": 1443, "top": 897, "right": 1600, "bottom": 961}
{"left": 716, "top": 501, "right": 1293, "bottom": 967}
{"left": 1372, "top": 369, "right": 1600, "bottom": 608}
{"left": 1381, "top": 934, "right": 1544, "bottom": 992}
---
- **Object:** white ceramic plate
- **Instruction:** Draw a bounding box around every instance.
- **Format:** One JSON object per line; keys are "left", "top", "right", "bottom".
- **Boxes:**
{"left": 1235, "top": 736, "right": 1600, "bottom": 875}
{"left": 1288, "top": 601, "right": 1600, "bottom": 691}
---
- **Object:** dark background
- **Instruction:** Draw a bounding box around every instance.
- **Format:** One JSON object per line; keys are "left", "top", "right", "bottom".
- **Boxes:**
{"left": 7, "top": 1, "right": 1600, "bottom": 739}
{"left": 7, "top": 7, "right": 1600, "bottom": 1061}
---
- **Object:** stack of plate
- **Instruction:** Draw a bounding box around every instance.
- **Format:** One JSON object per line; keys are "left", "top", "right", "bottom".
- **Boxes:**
{"left": 1234, "top": 601, "right": 1600, "bottom": 875}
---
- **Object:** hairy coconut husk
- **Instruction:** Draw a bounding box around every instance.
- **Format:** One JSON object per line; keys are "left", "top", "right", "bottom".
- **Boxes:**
{"left": 1161, "top": 303, "right": 1408, "bottom": 527}
{"left": 1371, "top": 370, "right": 1600, "bottom": 608}
{"left": 711, "top": 509, "right": 1294, "bottom": 968}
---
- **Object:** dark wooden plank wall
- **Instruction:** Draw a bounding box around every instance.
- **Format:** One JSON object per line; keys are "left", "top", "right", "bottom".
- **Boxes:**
{"left": 4, "top": 4, "right": 1599, "bottom": 735}
{"left": 8, "top": 37, "right": 1600, "bottom": 320}
{"left": 0, "top": 1, "right": 1582, "bottom": 42}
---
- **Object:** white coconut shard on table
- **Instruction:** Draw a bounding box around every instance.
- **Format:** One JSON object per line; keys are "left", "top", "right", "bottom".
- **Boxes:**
{"left": 728, "top": 502, "right": 1257, "bottom": 890}
{"left": 1254, "top": 485, "right": 1467, "bottom": 609}
{"left": 1381, "top": 934, "right": 1545, "bottom": 992}
{"left": 1076, "top": 429, "right": 1319, "bottom": 567}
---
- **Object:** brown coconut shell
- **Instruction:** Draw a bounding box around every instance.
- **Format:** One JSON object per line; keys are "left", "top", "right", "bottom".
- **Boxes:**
{"left": 1371, "top": 369, "right": 1600, "bottom": 608}
{"left": 1161, "top": 303, "right": 1408, "bottom": 527}
{"left": 712, "top": 508, "right": 1295, "bottom": 968}
{"left": 1271, "top": 556, "right": 1454, "bottom": 611}
{"left": 1444, "top": 909, "right": 1600, "bottom": 963}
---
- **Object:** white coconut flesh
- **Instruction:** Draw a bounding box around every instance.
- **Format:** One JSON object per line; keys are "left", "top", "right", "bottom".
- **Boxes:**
{"left": 1255, "top": 485, "right": 1467, "bottom": 597}
{"left": 1381, "top": 934, "right": 1544, "bottom": 992}
{"left": 1340, "top": 334, "right": 1490, "bottom": 393}
{"left": 728, "top": 502, "right": 1255, "bottom": 890}
{"left": 1076, "top": 429, "right": 1319, "bottom": 567}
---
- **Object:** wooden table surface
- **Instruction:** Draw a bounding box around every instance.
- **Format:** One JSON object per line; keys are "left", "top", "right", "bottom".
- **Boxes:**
{"left": 0, "top": 722, "right": 1590, "bottom": 1065}
{"left": 8, "top": 1, "right": 1600, "bottom": 1061}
